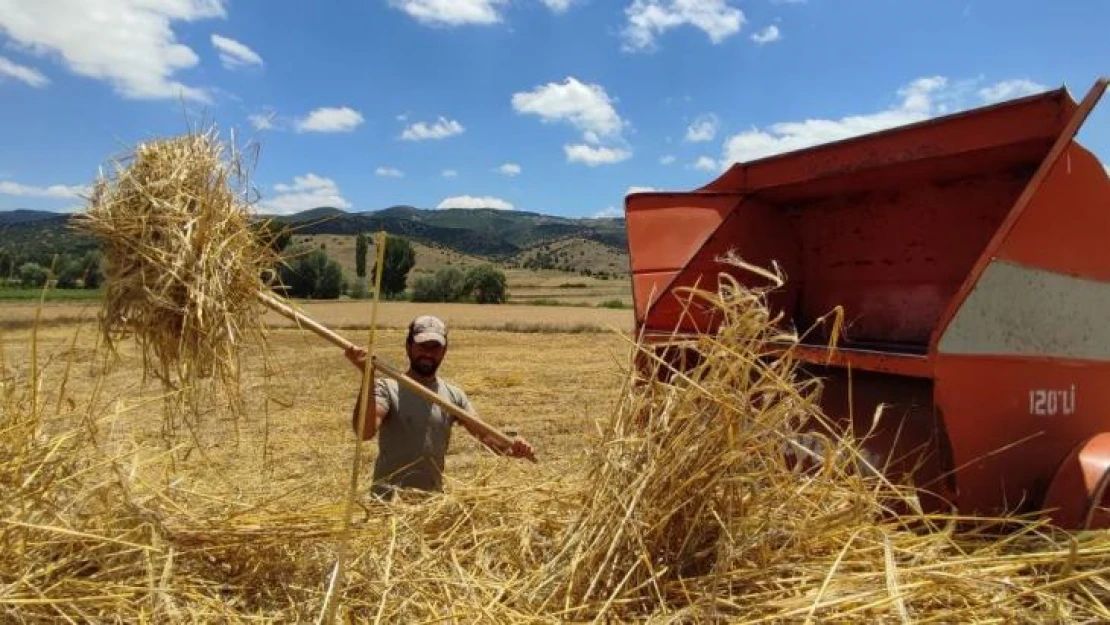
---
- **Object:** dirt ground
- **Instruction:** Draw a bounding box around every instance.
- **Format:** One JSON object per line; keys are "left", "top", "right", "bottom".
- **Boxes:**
{"left": 2, "top": 312, "right": 635, "bottom": 508}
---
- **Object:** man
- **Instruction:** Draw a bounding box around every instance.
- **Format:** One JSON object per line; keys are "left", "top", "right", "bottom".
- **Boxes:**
{"left": 344, "top": 315, "right": 534, "bottom": 499}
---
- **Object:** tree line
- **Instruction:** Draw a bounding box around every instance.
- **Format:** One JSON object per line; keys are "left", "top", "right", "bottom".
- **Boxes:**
{"left": 0, "top": 250, "right": 102, "bottom": 289}
{"left": 0, "top": 222, "right": 509, "bottom": 304}
{"left": 277, "top": 231, "right": 507, "bottom": 303}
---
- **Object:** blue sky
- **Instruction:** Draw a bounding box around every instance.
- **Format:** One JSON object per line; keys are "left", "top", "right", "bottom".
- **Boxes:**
{"left": 0, "top": 0, "right": 1107, "bottom": 218}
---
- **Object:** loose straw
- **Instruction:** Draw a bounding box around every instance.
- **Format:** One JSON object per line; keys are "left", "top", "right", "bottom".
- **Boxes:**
{"left": 320, "top": 230, "right": 388, "bottom": 624}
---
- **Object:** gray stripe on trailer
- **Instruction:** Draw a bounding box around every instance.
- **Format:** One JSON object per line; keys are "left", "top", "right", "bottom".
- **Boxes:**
{"left": 938, "top": 260, "right": 1110, "bottom": 360}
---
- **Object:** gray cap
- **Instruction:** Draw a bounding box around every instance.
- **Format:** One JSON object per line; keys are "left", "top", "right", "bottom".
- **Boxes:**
{"left": 411, "top": 315, "right": 447, "bottom": 344}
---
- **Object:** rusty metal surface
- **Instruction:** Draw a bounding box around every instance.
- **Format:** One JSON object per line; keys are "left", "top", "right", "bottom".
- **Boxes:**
{"left": 785, "top": 344, "right": 932, "bottom": 378}
{"left": 785, "top": 172, "right": 1023, "bottom": 346}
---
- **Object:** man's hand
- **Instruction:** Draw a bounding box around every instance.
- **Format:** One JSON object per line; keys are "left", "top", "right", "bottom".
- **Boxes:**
{"left": 504, "top": 436, "right": 535, "bottom": 461}
{"left": 345, "top": 345, "right": 368, "bottom": 370}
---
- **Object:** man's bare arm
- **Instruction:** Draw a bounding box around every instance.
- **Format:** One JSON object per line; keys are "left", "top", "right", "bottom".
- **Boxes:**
{"left": 351, "top": 395, "right": 387, "bottom": 440}
{"left": 345, "top": 345, "right": 386, "bottom": 440}
{"left": 459, "top": 419, "right": 535, "bottom": 460}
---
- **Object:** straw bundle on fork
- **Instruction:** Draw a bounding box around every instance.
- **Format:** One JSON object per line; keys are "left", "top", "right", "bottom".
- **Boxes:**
{"left": 76, "top": 129, "right": 278, "bottom": 392}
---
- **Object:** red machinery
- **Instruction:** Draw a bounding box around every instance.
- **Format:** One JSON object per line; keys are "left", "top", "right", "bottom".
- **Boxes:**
{"left": 625, "top": 78, "right": 1110, "bottom": 529}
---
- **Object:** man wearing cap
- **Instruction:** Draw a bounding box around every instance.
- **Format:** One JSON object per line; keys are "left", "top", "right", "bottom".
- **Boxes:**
{"left": 344, "top": 315, "right": 534, "bottom": 499}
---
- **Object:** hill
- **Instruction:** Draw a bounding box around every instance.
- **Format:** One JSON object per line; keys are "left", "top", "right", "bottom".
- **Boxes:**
{"left": 267, "top": 206, "right": 627, "bottom": 258}
{"left": 0, "top": 215, "right": 97, "bottom": 264}
{"left": 0, "top": 209, "right": 63, "bottom": 226}
{"left": 0, "top": 205, "right": 629, "bottom": 273}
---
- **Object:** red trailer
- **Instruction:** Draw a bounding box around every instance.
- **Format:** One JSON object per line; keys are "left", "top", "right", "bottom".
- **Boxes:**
{"left": 625, "top": 79, "right": 1110, "bottom": 529}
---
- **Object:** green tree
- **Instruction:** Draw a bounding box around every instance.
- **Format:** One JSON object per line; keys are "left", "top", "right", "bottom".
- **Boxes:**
{"left": 411, "top": 266, "right": 467, "bottom": 303}
{"left": 278, "top": 249, "right": 346, "bottom": 300}
{"left": 374, "top": 236, "right": 416, "bottom": 297}
{"left": 317, "top": 260, "right": 344, "bottom": 299}
{"left": 0, "top": 251, "right": 12, "bottom": 279}
{"left": 410, "top": 275, "right": 438, "bottom": 303}
{"left": 355, "top": 233, "right": 368, "bottom": 280}
{"left": 18, "top": 262, "right": 48, "bottom": 288}
{"left": 55, "top": 255, "right": 83, "bottom": 289}
{"left": 464, "top": 265, "right": 508, "bottom": 304}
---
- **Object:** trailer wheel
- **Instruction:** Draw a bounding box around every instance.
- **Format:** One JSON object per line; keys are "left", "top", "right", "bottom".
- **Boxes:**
{"left": 1043, "top": 433, "right": 1110, "bottom": 530}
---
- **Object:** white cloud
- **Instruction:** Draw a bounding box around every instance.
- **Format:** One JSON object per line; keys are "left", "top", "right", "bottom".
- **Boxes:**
{"left": 659, "top": 155, "right": 677, "bottom": 165}
{"left": 0, "top": 55, "right": 48, "bottom": 87}
{"left": 497, "top": 163, "right": 522, "bottom": 176}
{"left": 512, "top": 77, "right": 625, "bottom": 139}
{"left": 389, "top": 0, "right": 507, "bottom": 26}
{"left": 751, "top": 25, "right": 781, "bottom": 45}
{"left": 261, "top": 173, "right": 351, "bottom": 214}
{"left": 685, "top": 113, "right": 719, "bottom": 142}
{"left": 437, "top": 195, "right": 514, "bottom": 210}
{"left": 692, "top": 156, "right": 719, "bottom": 172}
{"left": 541, "top": 0, "right": 579, "bottom": 12}
{"left": 400, "top": 117, "right": 465, "bottom": 141}
{"left": 211, "top": 34, "right": 262, "bottom": 70}
{"left": 0, "top": 0, "right": 224, "bottom": 102}
{"left": 376, "top": 167, "right": 405, "bottom": 178}
{"left": 565, "top": 144, "right": 632, "bottom": 166}
{"left": 626, "top": 186, "right": 657, "bottom": 194}
{"left": 978, "top": 79, "right": 1047, "bottom": 104}
{"left": 514, "top": 77, "right": 632, "bottom": 165}
{"left": 0, "top": 180, "right": 89, "bottom": 198}
{"left": 622, "top": 0, "right": 744, "bottom": 52}
{"left": 723, "top": 76, "right": 956, "bottom": 165}
{"left": 442, "top": 169, "right": 458, "bottom": 178}
{"left": 248, "top": 110, "right": 277, "bottom": 130}
{"left": 295, "top": 107, "right": 364, "bottom": 133}
{"left": 593, "top": 206, "right": 622, "bottom": 218}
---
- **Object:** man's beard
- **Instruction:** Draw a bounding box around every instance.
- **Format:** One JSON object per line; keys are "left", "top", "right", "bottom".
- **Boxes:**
{"left": 411, "top": 357, "right": 439, "bottom": 377}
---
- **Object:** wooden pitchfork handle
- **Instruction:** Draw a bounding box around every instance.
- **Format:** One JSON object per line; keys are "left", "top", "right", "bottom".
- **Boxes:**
{"left": 257, "top": 291, "right": 537, "bottom": 463}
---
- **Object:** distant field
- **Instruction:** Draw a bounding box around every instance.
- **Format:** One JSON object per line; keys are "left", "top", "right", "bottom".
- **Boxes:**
{"left": 0, "top": 287, "right": 103, "bottom": 301}
{"left": 269, "top": 300, "right": 633, "bottom": 334}
{"left": 0, "top": 299, "right": 634, "bottom": 334}
{"left": 287, "top": 234, "right": 633, "bottom": 307}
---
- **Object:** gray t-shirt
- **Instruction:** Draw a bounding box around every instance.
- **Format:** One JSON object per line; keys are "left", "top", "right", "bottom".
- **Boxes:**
{"left": 368, "top": 376, "right": 473, "bottom": 498}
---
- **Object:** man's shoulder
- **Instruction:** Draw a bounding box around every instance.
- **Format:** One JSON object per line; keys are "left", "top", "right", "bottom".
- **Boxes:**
{"left": 374, "top": 376, "right": 400, "bottom": 396}
{"left": 436, "top": 377, "right": 469, "bottom": 404}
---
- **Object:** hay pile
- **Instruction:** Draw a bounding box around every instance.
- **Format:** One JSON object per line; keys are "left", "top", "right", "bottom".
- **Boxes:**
{"left": 5, "top": 270, "right": 1110, "bottom": 622}
{"left": 75, "top": 130, "right": 278, "bottom": 396}
{"left": 527, "top": 272, "right": 1110, "bottom": 621}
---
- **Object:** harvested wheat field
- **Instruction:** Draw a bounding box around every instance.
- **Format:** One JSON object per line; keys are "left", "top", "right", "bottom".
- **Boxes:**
{"left": 5, "top": 130, "right": 1110, "bottom": 623}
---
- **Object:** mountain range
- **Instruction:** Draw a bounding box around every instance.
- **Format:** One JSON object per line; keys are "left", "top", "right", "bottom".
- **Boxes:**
{"left": 0, "top": 206, "right": 629, "bottom": 262}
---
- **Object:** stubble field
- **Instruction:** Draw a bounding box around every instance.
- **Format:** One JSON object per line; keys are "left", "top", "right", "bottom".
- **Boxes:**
{"left": 2, "top": 300, "right": 635, "bottom": 506}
